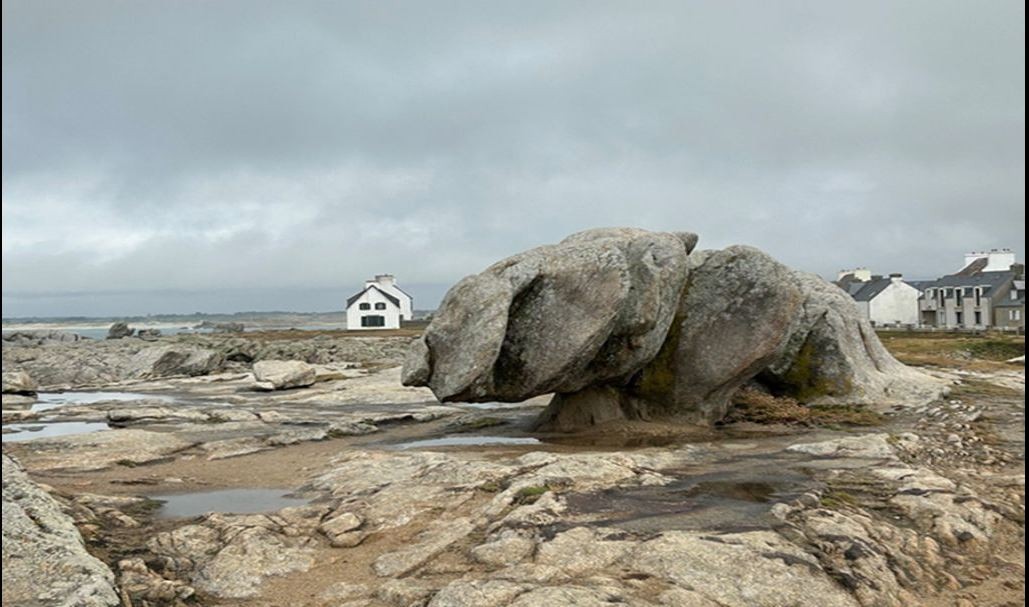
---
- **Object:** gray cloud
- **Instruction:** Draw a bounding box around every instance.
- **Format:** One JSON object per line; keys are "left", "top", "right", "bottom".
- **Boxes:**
{"left": 3, "top": 0, "right": 1024, "bottom": 316}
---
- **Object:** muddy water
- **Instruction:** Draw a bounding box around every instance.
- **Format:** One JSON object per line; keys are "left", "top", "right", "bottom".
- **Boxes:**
{"left": 567, "top": 454, "right": 820, "bottom": 533}
{"left": 152, "top": 489, "right": 310, "bottom": 519}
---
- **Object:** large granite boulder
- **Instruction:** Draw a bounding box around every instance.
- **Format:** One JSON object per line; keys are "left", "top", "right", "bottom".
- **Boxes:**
{"left": 403, "top": 229, "right": 942, "bottom": 430}
{"left": 130, "top": 344, "right": 224, "bottom": 378}
{"left": 2, "top": 454, "right": 119, "bottom": 606}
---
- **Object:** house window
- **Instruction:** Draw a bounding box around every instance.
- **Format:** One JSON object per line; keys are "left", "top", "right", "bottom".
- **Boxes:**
{"left": 1011, "top": 309, "right": 1022, "bottom": 321}
{"left": 974, "top": 311, "right": 982, "bottom": 325}
{"left": 955, "top": 287, "right": 963, "bottom": 300}
{"left": 359, "top": 303, "right": 371, "bottom": 310}
{"left": 361, "top": 315, "right": 386, "bottom": 327}
{"left": 974, "top": 287, "right": 982, "bottom": 307}
{"left": 1012, "top": 290, "right": 1020, "bottom": 301}
{"left": 955, "top": 311, "right": 964, "bottom": 325}
{"left": 374, "top": 302, "right": 387, "bottom": 310}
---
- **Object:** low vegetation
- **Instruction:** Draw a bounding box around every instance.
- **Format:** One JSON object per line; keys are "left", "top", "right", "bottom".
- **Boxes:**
{"left": 878, "top": 331, "right": 1024, "bottom": 370}
{"left": 724, "top": 387, "right": 883, "bottom": 427}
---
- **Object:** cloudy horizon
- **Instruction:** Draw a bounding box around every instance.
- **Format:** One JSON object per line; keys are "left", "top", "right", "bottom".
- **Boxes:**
{"left": 3, "top": 0, "right": 1024, "bottom": 318}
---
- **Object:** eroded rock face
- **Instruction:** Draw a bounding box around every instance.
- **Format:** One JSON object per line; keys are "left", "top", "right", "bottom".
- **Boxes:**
{"left": 403, "top": 229, "right": 942, "bottom": 429}
{"left": 2, "top": 454, "right": 119, "bottom": 607}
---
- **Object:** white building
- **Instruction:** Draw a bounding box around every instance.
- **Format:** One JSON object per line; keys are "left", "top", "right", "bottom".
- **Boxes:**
{"left": 836, "top": 271, "right": 921, "bottom": 327}
{"left": 345, "top": 274, "right": 413, "bottom": 330}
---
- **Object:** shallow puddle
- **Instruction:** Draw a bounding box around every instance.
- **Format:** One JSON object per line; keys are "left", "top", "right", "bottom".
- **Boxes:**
{"left": 567, "top": 464, "right": 817, "bottom": 533}
{"left": 32, "top": 391, "right": 175, "bottom": 412}
{"left": 392, "top": 435, "right": 542, "bottom": 449}
{"left": 1, "top": 421, "right": 111, "bottom": 442}
{"left": 153, "top": 489, "right": 310, "bottom": 518}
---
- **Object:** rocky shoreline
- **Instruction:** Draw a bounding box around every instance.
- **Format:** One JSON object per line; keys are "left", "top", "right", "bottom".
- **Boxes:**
{"left": 2, "top": 329, "right": 1024, "bottom": 607}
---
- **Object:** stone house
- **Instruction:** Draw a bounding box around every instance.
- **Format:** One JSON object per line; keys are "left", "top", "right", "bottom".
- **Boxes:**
{"left": 918, "top": 250, "right": 1023, "bottom": 329}
{"left": 992, "top": 279, "right": 1025, "bottom": 330}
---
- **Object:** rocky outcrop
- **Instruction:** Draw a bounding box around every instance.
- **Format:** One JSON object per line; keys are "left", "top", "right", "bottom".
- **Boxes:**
{"left": 196, "top": 321, "right": 245, "bottom": 333}
{"left": 107, "top": 321, "right": 134, "bottom": 339}
{"left": 252, "top": 360, "right": 317, "bottom": 390}
{"left": 2, "top": 329, "right": 86, "bottom": 344}
{"left": 130, "top": 344, "right": 224, "bottom": 378}
{"left": 2, "top": 454, "right": 119, "bottom": 606}
{"left": 2, "top": 369, "right": 37, "bottom": 395}
{"left": 403, "top": 229, "right": 943, "bottom": 429}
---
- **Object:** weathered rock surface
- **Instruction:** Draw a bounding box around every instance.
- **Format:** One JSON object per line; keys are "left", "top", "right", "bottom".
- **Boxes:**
{"left": 2, "top": 368, "right": 38, "bottom": 394}
{"left": 253, "top": 359, "right": 317, "bottom": 390}
{"left": 148, "top": 508, "right": 324, "bottom": 599}
{"left": 404, "top": 229, "right": 943, "bottom": 428}
{"left": 131, "top": 344, "right": 224, "bottom": 378}
{"left": 107, "top": 321, "right": 134, "bottom": 339}
{"left": 2, "top": 454, "right": 119, "bottom": 606}
{"left": 7, "top": 429, "right": 195, "bottom": 471}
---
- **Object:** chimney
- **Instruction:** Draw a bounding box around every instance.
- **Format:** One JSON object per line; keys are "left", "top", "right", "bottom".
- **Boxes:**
{"left": 889, "top": 273, "right": 903, "bottom": 282}
{"left": 375, "top": 274, "right": 396, "bottom": 287}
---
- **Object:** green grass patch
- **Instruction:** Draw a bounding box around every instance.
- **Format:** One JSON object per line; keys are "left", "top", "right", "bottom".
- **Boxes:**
{"left": 513, "top": 485, "right": 550, "bottom": 505}
{"left": 820, "top": 490, "right": 859, "bottom": 509}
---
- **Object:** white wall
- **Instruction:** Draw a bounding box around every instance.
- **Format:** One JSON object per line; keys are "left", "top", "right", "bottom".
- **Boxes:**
{"left": 346, "top": 287, "right": 402, "bottom": 330}
{"left": 365, "top": 277, "right": 413, "bottom": 320}
{"left": 868, "top": 280, "right": 920, "bottom": 326}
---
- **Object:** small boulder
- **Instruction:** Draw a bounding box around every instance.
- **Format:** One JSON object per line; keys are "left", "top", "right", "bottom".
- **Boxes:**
{"left": 131, "top": 345, "right": 223, "bottom": 378}
{"left": 136, "top": 328, "right": 162, "bottom": 341}
{"left": 2, "top": 369, "right": 37, "bottom": 395}
{"left": 253, "top": 360, "right": 317, "bottom": 391}
{"left": 106, "top": 322, "right": 134, "bottom": 339}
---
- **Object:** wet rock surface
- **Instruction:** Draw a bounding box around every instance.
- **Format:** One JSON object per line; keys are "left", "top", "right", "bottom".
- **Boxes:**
{"left": 1, "top": 329, "right": 1023, "bottom": 607}
{"left": 403, "top": 229, "right": 943, "bottom": 429}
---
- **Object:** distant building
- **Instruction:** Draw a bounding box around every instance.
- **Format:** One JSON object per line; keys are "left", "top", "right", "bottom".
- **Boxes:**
{"left": 835, "top": 269, "right": 920, "bottom": 326}
{"left": 992, "top": 279, "right": 1025, "bottom": 330}
{"left": 345, "top": 274, "right": 413, "bottom": 330}
{"left": 917, "top": 249, "right": 1023, "bottom": 329}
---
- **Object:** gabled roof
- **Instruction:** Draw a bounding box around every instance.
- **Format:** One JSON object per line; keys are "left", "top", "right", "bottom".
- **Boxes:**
{"left": 850, "top": 278, "right": 893, "bottom": 302}
{"left": 994, "top": 289, "right": 1026, "bottom": 308}
{"left": 955, "top": 257, "right": 989, "bottom": 276}
{"left": 346, "top": 285, "right": 400, "bottom": 308}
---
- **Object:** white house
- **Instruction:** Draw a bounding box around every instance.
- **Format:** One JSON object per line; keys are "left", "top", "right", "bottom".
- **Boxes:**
{"left": 345, "top": 274, "right": 414, "bottom": 330}
{"left": 836, "top": 271, "right": 921, "bottom": 326}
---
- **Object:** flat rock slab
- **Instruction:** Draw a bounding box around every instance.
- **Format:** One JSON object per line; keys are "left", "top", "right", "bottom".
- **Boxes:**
{"left": 7, "top": 428, "right": 195, "bottom": 471}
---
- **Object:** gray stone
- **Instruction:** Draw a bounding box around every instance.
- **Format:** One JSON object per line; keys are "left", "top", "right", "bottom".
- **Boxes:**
{"left": 131, "top": 344, "right": 223, "bottom": 378}
{"left": 2, "top": 454, "right": 119, "bottom": 606}
{"left": 2, "top": 369, "right": 37, "bottom": 395}
{"left": 404, "top": 229, "right": 943, "bottom": 429}
{"left": 106, "top": 321, "right": 134, "bottom": 339}
{"left": 253, "top": 359, "right": 317, "bottom": 390}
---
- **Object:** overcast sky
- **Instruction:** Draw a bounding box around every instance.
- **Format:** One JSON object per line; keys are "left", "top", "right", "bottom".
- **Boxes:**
{"left": 3, "top": 0, "right": 1025, "bottom": 317}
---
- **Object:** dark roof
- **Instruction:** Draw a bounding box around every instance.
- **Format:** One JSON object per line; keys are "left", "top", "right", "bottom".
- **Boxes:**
{"left": 906, "top": 280, "right": 936, "bottom": 291}
{"left": 994, "top": 290, "right": 1026, "bottom": 308}
{"left": 850, "top": 278, "right": 893, "bottom": 302}
{"left": 921, "top": 269, "right": 1017, "bottom": 293}
{"left": 346, "top": 285, "right": 400, "bottom": 308}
